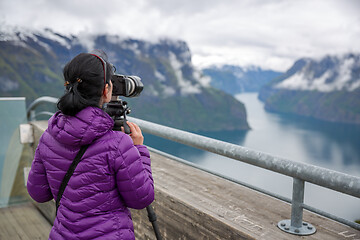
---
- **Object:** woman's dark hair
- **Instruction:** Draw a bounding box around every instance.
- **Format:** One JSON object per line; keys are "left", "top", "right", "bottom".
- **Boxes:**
{"left": 57, "top": 52, "right": 113, "bottom": 116}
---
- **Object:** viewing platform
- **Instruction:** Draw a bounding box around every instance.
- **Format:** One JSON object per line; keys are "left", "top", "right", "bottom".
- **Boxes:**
{"left": 1, "top": 120, "right": 359, "bottom": 239}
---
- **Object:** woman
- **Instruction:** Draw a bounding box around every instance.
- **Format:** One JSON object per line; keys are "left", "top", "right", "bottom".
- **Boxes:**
{"left": 27, "top": 52, "right": 154, "bottom": 239}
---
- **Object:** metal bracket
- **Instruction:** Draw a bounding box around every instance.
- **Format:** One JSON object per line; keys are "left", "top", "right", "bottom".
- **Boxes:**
{"left": 278, "top": 219, "right": 316, "bottom": 235}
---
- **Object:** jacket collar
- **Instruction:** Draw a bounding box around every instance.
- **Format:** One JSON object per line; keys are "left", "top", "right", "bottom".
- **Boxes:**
{"left": 47, "top": 106, "right": 114, "bottom": 146}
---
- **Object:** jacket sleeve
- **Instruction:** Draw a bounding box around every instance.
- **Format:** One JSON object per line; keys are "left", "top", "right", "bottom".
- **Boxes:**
{"left": 114, "top": 134, "right": 154, "bottom": 209}
{"left": 27, "top": 145, "right": 53, "bottom": 203}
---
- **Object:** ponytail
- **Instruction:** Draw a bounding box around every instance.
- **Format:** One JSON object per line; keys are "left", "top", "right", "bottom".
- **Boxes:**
{"left": 57, "top": 79, "right": 88, "bottom": 116}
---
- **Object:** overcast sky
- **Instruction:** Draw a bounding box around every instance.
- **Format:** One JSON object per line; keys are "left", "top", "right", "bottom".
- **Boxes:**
{"left": 1, "top": 0, "right": 359, "bottom": 71}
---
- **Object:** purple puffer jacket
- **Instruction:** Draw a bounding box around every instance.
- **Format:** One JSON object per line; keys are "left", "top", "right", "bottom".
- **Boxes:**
{"left": 27, "top": 106, "right": 154, "bottom": 240}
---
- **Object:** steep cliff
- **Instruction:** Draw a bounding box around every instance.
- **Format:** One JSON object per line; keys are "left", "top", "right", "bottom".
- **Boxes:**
{"left": 259, "top": 54, "right": 360, "bottom": 124}
{"left": 0, "top": 26, "right": 249, "bottom": 131}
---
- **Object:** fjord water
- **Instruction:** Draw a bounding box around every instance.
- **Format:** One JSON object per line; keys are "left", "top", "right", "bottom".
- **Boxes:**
{"left": 144, "top": 92, "right": 360, "bottom": 222}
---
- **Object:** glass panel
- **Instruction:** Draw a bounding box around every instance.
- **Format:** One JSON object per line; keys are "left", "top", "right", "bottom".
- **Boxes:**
{"left": 0, "top": 97, "right": 28, "bottom": 207}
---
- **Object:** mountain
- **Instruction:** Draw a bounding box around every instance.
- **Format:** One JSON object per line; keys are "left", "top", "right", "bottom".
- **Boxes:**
{"left": 0, "top": 25, "right": 249, "bottom": 132}
{"left": 259, "top": 54, "right": 360, "bottom": 124}
{"left": 202, "top": 65, "right": 282, "bottom": 95}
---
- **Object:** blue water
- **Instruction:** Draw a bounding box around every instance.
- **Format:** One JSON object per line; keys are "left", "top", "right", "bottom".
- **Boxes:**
{"left": 143, "top": 93, "right": 360, "bottom": 222}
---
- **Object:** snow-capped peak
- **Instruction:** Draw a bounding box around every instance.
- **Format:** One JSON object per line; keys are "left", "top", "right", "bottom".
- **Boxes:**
{"left": 275, "top": 54, "right": 360, "bottom": 92}
{"left": 0, "top": 24, "right": 74, "bottom": 50}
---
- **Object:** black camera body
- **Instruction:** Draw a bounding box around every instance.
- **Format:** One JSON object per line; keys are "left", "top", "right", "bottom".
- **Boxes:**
{"left": 105, "top": 74, "right": 143, "bottom": 133}
{"left": 111, "top": 74, "right": 143, "bottom": 97}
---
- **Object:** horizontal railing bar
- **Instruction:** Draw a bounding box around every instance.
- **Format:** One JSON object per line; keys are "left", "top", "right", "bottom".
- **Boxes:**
{"left": 33, "top": 111, "right": 55, "bottom": 118}
{"left": 148, "top": 146, "right": 360, "bottom": 231}
{"left": 128, "top": 117, "right": 360, "bottom": 199}
{"left": 0, "top": 97, "right": 26, "bottom": 101}
{"left": 26, "top": 96, "right": 58, "bottom": 120}
{"left": 147, "top": 146, "right": 293, "bottom": 203}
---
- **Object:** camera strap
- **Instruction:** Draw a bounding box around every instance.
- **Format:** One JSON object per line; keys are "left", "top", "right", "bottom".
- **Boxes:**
{"left": 56, "top": 144, "right": 90, "bottom": 215}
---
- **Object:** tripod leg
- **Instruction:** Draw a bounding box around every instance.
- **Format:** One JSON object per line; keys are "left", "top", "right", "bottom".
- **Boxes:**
{"left": 146, "top": 204, "right": 162, "bottom": 240}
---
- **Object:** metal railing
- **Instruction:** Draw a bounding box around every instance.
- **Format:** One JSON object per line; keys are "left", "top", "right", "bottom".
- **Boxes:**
{"left": 128, "top": 116, "right": 360, "bottom": 234}
{"left": 27, "top": 96, "right": 58, "bottom": 121}
{"left": 27, "top": 96, "right": 360, "bottom": 234}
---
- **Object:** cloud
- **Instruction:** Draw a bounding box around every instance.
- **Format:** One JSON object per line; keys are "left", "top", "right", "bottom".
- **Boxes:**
{"left": 1, "top": 0, "right": 359, "bottom": 71}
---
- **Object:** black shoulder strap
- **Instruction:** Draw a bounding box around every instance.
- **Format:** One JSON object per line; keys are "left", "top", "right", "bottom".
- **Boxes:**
{"left": 56, "top": 144, "right": 90, "bottom": 215}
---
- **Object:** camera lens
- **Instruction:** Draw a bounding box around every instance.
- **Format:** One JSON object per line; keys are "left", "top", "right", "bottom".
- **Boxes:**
{"left": 127, "top": 76, "right": 143, "bottom": 97}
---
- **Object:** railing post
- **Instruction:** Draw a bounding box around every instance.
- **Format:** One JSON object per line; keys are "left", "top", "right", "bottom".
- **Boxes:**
{"left": 291, "top": 178, "right": 304, "bottom": 228}
{"left": 30, "top": 110, "right": 36, "bottom": 121}
{"left": 278, "top": 178, "right": 316, "bottom": 235}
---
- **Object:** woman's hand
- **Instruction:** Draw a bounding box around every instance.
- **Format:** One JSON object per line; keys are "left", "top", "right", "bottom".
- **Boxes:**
{"left": 123, "top": 121, "right": 144, "bottom": 145}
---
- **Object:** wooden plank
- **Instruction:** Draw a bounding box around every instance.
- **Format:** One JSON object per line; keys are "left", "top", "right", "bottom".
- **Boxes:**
{"left": 0, "top": 203, "right": 51, "bottom": 240}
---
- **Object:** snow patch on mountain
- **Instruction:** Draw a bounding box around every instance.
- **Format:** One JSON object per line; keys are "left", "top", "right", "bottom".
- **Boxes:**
{"left": 162, "top": 85, "right": 176, "bottom": 97}
{"left": 193, "top": 70, "right": 211, "bottom": 87}
{"left": 155, "top": 70, "right": 166, "bottom": 82}
{"left": 0, "top": 77, "right": 19, "bottom": 91}
{"left": 76, "top": 33, "right": 96, "bottom": 51}
{"left": 0, "top": 25, "right": 73, "bottom": 50}
{"left": 121, "top": 41, "right": 142, "bottom": 56}
{"left": 168, "top": 52, "right": 201, "bottom": 95}
{"left": 40, "top": 29, "right": 72, "bottom": 49}
{"left": 146, "top": 84, "right": 159, "bottom": 97}
{"left": 275, "top": 54, "right": 360, "bottom": 92}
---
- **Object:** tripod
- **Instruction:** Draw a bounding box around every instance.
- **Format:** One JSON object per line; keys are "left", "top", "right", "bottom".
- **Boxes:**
{"left": 105, "top": 98, "right": 162, "bottom": 240}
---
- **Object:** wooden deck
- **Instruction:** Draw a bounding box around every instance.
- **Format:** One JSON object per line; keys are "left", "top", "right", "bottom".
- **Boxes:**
{"left": 0, "top": 202, "right": 51, "bottom": 240}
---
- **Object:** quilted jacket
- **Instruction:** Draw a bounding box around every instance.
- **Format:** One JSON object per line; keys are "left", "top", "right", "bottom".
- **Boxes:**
{"left": 27, "top": 106, "right": 154, "bottom": 240}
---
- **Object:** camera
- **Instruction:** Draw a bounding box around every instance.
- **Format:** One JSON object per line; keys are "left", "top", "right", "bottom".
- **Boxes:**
{"left": 105, "top": 74, "right": 143, "bottom": 133}
{"left": 111, "top": 74, "right": 143, "bottom": 97}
